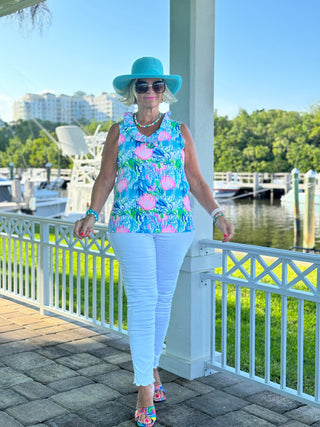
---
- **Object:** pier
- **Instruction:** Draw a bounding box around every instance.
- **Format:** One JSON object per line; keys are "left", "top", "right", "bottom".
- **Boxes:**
{"left": 214, "top": 171, "right": 320, "bottom": 198}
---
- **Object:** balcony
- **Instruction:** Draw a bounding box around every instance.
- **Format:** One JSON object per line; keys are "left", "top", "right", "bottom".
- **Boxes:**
{"left": 1, "top": 212, "right": 320, "bottom": 425}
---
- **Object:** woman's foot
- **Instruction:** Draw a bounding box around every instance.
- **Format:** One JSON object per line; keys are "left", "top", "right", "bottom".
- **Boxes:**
{"left": 135, "top": 384, "right": 156, "bottom": 426}
{"left": 153, "top": 368, "right": 166, "bottom": 402}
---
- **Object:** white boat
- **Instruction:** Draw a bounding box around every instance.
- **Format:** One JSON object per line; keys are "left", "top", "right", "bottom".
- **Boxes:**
{"left": 1, "top": 121, "right": 107, "bottom": 220}
{"left": 0, "top": 178, "right": 68, "bottom": 218}
{"left": 213, "top": 180, "right": 240, "bottom": 198}
{"left": 55, "top": 124, "right": 113, "bottom": 223}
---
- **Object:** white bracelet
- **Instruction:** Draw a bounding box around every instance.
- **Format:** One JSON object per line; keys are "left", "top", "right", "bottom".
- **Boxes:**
{"left": 210, "top": 207, "right": 223, "bottom": 219}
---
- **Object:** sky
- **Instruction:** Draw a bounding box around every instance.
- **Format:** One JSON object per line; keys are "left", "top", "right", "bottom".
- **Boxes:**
{"left": 0, "top": 0, "right": 320, "bottom": 122}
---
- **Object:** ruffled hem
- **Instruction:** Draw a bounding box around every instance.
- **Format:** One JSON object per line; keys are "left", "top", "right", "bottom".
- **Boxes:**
{"left": 133, "top": 375, "right": 155, "bottom": 387}
{"left": 123, "top": 111, "right": 174, "bottom": 143}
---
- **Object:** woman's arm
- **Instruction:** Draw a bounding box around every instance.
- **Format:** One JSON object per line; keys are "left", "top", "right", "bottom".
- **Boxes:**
{"left": 182, "top": 123, "right": 234, "bottom": 242}
{"left": 74, "top": 123, "right": 119, "bottom": 238}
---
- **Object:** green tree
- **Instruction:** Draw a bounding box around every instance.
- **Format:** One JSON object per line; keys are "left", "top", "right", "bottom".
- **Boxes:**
{"left": 0, "top": 136, "right": 28, "bottom": 168}
{"left": 84, "top": 119, "right": 114, "bottom": 135}
{"left": 214, "top": 107, "right": 320, "bottom": 173}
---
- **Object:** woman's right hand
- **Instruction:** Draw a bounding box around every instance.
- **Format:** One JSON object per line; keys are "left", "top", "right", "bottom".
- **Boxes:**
{"left": 215, "top": 216, "right": 234, "bottom": 243}
{"left": 74, "top": 215, "right": 96, "bottom": 239}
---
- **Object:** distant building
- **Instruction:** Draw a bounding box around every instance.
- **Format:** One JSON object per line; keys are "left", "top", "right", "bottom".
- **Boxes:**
{"left": 13, "top": 92, "right": 134, "bottom": 124}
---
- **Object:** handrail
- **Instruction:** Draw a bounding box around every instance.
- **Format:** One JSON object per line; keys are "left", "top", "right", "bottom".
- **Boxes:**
{"left": 1, "top": 211, "right": 320, "bottom": 407}
{"left": 200, "top": 239, "right": 320, "bottom": 407}
{"left": 0, "top": 212, "right": 127, "bottom": 335}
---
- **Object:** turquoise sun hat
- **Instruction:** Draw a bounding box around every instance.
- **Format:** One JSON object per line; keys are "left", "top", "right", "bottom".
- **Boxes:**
{"left": 113, "top": 57, "right": 182, "bottom": 95}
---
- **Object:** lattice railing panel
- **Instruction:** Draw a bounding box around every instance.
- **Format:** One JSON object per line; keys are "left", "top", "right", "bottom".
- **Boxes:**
{"left": 200, "top": 239, "right": 320, "bottom": 407}
{"left": 0, "top": 212, "right": 127, "bottom": 335}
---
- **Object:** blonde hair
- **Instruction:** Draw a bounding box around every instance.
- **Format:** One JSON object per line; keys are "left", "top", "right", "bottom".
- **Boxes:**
{"left": 119, "top": 79, "right": 178, "bottom": 106}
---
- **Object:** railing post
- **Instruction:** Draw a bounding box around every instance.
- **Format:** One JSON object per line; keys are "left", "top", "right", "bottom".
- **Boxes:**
{"left": 303, "top": 169, "right": 316, "bottom": 251}
{"left": 253, "top": 172, "right": 259, "bottom": 198}
{"left": 39, "top": 221, "right": 50, "bottom": 315}
{"left": 285, "top": 172, "right": 291, "bottom": 194}
{"left": 11, "top": 179, "right": 22, "bottom": 203}
{"left": 292, "top": 168, "right": 301, "bottom": 248}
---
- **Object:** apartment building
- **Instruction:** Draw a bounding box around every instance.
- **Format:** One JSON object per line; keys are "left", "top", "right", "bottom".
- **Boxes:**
{"left": 13, "top": 92, "right": 134, "bottom": 123}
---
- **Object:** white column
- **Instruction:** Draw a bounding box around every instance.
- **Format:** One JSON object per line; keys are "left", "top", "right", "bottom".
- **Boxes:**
{"left": 160, "top": 0, "right": 221, "bottom": 380}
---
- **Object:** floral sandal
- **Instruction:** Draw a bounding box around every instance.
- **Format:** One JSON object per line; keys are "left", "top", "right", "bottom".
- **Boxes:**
{"left": 154, "top": 384, "right": 166, "bottom": 402}
{"left": 135, "top": 406, "right": 156, "bottom": 427}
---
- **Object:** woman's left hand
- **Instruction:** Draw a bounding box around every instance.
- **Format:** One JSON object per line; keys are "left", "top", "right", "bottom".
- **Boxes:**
{"left": 215, "top": 216, "right": 234, "bottom": 242}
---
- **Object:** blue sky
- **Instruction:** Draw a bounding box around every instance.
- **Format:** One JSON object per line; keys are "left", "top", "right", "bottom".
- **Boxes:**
{"left": 0, "top": 0, "right": 320, "bottom": 121}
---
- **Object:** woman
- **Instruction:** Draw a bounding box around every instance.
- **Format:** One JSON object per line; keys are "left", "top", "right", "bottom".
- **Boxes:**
{"left": 74, "top": 57, "right": 234, "bottom": 427}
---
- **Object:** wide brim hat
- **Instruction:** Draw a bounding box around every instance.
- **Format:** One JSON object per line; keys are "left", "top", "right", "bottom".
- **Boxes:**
{"left": 113, "top": 57, "right": 182, "bottom": 95}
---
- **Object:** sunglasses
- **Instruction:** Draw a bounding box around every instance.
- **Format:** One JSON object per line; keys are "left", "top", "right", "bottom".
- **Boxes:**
{"left": 135, "top": 80, "right": 166, "bottom": 94}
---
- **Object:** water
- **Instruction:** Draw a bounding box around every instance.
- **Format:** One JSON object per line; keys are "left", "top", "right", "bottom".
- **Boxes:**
{"left": 217, "top": 198, "right": 320, "bottom": 250}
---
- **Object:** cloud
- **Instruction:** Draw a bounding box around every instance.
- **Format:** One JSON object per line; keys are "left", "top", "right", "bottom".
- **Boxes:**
{"left": 0, "top": 95, "right": 14, "bottom": 122}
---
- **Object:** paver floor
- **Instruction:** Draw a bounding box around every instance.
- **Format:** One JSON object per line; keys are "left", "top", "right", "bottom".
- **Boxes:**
{"left": 1, "top": 296, "right": 320, "bottom": 427}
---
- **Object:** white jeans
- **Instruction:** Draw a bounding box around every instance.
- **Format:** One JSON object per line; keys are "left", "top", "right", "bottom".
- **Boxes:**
{"left": 108, "top": 231, "right": 194, "bottom": 386}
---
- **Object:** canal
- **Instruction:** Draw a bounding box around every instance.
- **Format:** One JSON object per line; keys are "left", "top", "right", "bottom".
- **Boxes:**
{"left": 216, "top": 198, "right": 320, "bottom": 251}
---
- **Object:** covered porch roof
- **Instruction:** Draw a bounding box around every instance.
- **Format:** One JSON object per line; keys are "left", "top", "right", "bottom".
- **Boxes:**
{"left": 0, "top": 0, "right": 44, "bottom": 17}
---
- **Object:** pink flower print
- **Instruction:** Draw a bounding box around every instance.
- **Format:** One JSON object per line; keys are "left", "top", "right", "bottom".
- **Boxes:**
{"left": 160, "top": 176, "right": 176, "bottom": 191}
{"left": 161, "top": 225, "right": 177, "bottom": 233}
{"left": 181, "top": 148, "right": 185, "bottom": 164}
{"left": 115, "top": 226, "right": 130, "bottom": 233}
{"left": 134, "top": 144, "right": 154, "bottom": 160}
{"left": 138, "top": 194, "right": 157, "bottom": 210}
{"left": 119, "top": 134, "right": 126, "bottom": 145}
{"left": 183, "top": 195, "right": 191, "bottom": 211}
{"left": 116, "top": 178, "right": 128, "bottom": 193}
{"left": 158, "top": 131, "right": 171, "bottom": 141}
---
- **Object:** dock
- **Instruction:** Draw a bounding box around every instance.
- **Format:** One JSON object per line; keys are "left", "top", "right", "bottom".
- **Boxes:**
{"left": 214, "top": 171, "right": 320, "bottom": 197}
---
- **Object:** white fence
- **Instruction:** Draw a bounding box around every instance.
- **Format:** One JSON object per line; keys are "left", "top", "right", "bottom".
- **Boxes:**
{"left": 0, "top": 212, "right": 126, "bottom": 335}
{"left": 200, "top": 239, "right": 320, "bottom": 407}
{"left": 214, "top": 171, "right": 320, "bottom": 192}
{"left": 0, "top": 167, "right": 71, "bottom": 181}
{"left": 1, "top": 212, "right": 320, "bottom": 406}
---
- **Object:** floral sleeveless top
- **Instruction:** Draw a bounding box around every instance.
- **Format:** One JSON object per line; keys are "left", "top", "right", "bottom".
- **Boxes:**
{"left": 108, "top": 111, "right": 195, "bottom": 233}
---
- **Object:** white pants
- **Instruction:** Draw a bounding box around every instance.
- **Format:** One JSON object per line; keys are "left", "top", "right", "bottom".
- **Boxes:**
{"left": 108, "top": 232, "right": 194, "bottom": 386}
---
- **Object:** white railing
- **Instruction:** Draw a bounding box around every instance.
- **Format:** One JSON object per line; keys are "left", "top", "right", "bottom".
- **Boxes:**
{"left": 214, "top": 171, "right": 320, "bottom": 191}
{"left": 0, "top": 212, "right": 127, "bottom": 336}
{"left": 0, "top": 167, "right": 71, "bottom": 180}
{"left": 200, "top": 239, "right": 320, "bottom": 407}
{"left": 2, "top": 211, "right": 320, "bottom": 406}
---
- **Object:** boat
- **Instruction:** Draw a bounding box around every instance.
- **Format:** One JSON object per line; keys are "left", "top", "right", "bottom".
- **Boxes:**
{"left": 0, "top": 177, "right": 68, "bottom": 218}
{"left": 213, "top": 180, "right": 240, "bottom": 199}
{"left": 55, "top": 124, "right": 113, "bottom": 223}
{"left": 0, "top": 121, "right": 107, "bottom": 220}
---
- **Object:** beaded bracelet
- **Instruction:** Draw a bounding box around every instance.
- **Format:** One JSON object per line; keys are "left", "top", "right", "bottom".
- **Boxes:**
{"left": 210, "top": 207, "right": 223, "bottom": 219}
{"left": 213, "top": 212, "right": 224, "bottom": 222}
{"left": 86, "top": 208, "right": 99, "bottom": 222}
